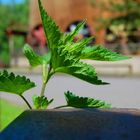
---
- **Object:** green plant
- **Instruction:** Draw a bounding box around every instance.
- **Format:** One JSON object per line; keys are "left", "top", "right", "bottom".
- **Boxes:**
{"left": 0, "top": 0, "right": 129, "bottom": 110}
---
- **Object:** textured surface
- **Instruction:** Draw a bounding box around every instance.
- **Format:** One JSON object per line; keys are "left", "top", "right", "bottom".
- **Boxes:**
{"left": 0, "top": 109, "right": 140, "bottom": 140}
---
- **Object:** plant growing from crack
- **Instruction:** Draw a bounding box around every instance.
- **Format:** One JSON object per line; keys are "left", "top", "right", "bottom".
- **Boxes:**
{"left": 0, "top": 0, "right": 129, "bottom": 109}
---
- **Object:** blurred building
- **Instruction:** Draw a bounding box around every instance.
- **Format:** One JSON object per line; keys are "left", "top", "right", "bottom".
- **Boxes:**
{"left": 29, "top": 0, "right": 103, "bottom": 44}
{"left": 29, "top": 0, "right": 140, "bottom": 54}
{"left": 4, "top": 0, "right": 140, "bottom": 74}
{"left": 6, "top": 0, "right": 140, "bottom": 57}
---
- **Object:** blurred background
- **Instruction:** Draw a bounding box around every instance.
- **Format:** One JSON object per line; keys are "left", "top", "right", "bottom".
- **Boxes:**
{"left": 0, "top": 0, "right": 140, "bottom": 131}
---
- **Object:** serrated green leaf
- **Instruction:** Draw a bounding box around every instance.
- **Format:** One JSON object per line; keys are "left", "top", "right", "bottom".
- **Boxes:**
{"left": 56, "top": 61, "right": 108, "bottom": 85}
{"left": 32, "top": 95, "right": 53, "bottom": 109}
{"left": 0, "top": 70, "right": 36, "bottom": 95}
{"left": 80, "top": 45, "right": 130, "bottom": 61}
{"left": 23, "top": 44, "right": 51, "bottom": 67}
{"left": 62, "top": 37, "right": 93, "bottom": 56}
{"left": 63, "top": 21, "right": 86, "bottom": 43}
{"left": 23, "top": 44, "right": 42, "bottom": 67}
{"left": 64, "top": 91, "right": 111, "bottom": 108}
{"left": 51, "top": 37, "right": 92, "bottom": 69}
{"left": 38, "top": 0, "right": 62, "bottom": 49}
{"left": 38, "top": 0, "right": 87, "bottom": 51}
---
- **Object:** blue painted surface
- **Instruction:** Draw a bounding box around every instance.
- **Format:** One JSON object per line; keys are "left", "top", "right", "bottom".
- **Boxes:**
{"left": 0, "top": 109, "right": 140, "bottom": 140}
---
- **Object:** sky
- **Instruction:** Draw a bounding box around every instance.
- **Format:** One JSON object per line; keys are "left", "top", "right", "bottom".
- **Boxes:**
{"left": 0, "top": 0, "right": 24, "bottom": 4}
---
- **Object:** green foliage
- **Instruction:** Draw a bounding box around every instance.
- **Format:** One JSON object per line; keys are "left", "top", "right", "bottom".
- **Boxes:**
{"left": 109, "top": 0, "right": 140, "bottom": 32}
{"left": 1, "top": 0, "right": 130, "bottom": 110}
{"left": 0, "top": 70, "right": 35, "bottom": 95}
{"left": 109, "top": 13, "right": 140, "bottom": 32}
{"left": 0, "top": 0, "right": 29, "bottom": 65}
{"left": 55, "top": 61, "right": 108, "bottom": 85}
{"left": 81, "top": 45, "right": 130, "bottom": 61}
{"left": 63, "top": 21, "right": 86, "bottom": 43}
{"left": 33, "top": 95, "right": 53, "bottom": 109}
{"left": 91, "top": 0, "right": 140, "bottom": 37}
{"left": 64, "top": 91, "right": 111, "bottom": 108}
{"left": 38, "top": 0, "right": 62, "bottom": 49}
{"left": 38, "top": 0, "right": 113, "bottom": 85}
{"left": 0, "top": 50, "right": 10, "bottom": 64}
{"left": 109, "top": 0, "right": 140, "bottom": 14}
{"left": 23, "top": 44, "right": 51, "bottom": 67}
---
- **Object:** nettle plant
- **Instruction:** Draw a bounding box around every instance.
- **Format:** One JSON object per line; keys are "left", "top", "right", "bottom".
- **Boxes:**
{"left": 0, "top": 0, "right": 129, "bottom": 109}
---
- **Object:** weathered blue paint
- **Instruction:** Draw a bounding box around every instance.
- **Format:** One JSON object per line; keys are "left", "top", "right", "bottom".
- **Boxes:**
{"left": 1, "top": 109, "right": 140, "bottom": 140}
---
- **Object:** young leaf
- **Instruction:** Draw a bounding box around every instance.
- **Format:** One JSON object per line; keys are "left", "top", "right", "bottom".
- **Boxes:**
{"left": 0, "top": 70, "right": 36, "bottom": 95}
{"left": 80, "top": 45, "right": 130, "bottom": 61}
{"left": 32, "top": 95, "right": 53, "bottom": 109}
{"left": 23, "top": 44, "right": 51, "bottom": 67}
{"left": 51, "top": 37, "right": 92, "bottom": 69}
{"left": 65, "top": 91, "right": 111, "bottom": 108}
{"left": 23, "top": 44, "right": 42, "bottom": 67}
{"left": 63, "top": 21, "right": 86, "bottom": 43}
{"left": 38, "top": 0, "right": 62, "bottom": 49}
{"left": 62, "top": 37, "right": 93, "bottom": 57}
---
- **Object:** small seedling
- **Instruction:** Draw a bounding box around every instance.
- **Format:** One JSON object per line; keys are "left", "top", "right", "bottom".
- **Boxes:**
{"left": 0, "top": 0, "right": 129, "bottom": 109}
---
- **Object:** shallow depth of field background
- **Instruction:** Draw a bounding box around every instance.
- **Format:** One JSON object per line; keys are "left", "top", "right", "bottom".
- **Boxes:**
{"left": 0, "top": 0, "right": 140, "bottom": 131}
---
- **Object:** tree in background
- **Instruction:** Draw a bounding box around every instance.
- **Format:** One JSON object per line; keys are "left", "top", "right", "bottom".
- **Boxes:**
{"left": 0, "top": 0, "right": 29, "bottom": 66}
{"left": 90, "top": 0, "right": 140, "bottom": 54}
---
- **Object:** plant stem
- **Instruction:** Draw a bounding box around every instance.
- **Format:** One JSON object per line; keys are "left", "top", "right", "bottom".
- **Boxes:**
{"left": 54, "top": 105, "right": 69, "bottom": 109}
{"left": 40, "top": 63, "right": 52, "bottom": 97}
{"left": 40, "top": 82, "right": 47, "bottom": 97}
{"left": 42, "top": 63, "right": 47, "bottom": 83}
{"left": 20, "top": 95, "right": 32, "bottom": 109}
